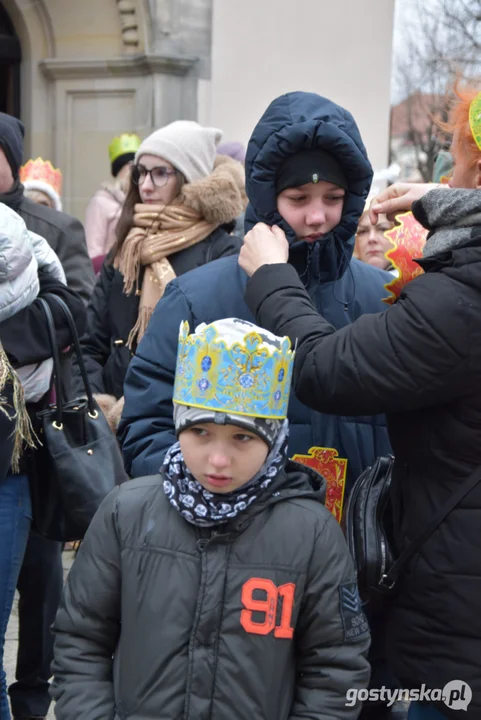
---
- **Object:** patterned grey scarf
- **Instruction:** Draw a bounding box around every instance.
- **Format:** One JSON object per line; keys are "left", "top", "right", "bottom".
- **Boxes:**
{"left": 161, "top": 421, "right": 288, "bottom": 527}
{"left": 414, "top": 188, "right": 481, "bottom": 258}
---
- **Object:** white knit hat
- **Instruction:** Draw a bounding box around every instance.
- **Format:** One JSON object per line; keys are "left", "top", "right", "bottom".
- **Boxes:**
{"left": 135, "top": 120, "right": 223, "bottom": 183}
{"left": 23, "top": 180, "right": 62, "bottom": 211}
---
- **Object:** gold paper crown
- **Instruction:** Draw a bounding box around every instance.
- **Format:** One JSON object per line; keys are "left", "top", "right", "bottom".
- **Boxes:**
{"left": 469, "top": 92, "right": 481, "bottom": 153}
{"left": 108, "top": 133, "right": 141, "bottom": 164}
{"left": 173, "top": 320, "right": 295, "bottom": 420}
{"left": 19, "top": 158, "right": 62, "bottom": 196}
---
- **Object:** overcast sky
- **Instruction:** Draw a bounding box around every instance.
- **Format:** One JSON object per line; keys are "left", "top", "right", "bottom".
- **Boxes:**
{"left": 391, "top": 0, "right": 446, "bottom": 102}
{"left": 393, "top": 0, "right": 441, "bottom": 44}
{"left": 392, "top": 0, "right": 441, "bottom": 53}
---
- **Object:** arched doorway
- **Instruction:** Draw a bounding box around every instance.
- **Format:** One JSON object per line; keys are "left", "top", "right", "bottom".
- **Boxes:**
{"left": 0, "top": 2, "right": 21, "bottom": 117}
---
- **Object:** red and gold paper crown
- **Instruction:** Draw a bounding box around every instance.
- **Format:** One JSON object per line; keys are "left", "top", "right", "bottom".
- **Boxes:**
{"left": 20, "top": 157, "right": 63, "bottom": 197}
{"left": 383, "top": 212, "right": 428, "bottom": 304}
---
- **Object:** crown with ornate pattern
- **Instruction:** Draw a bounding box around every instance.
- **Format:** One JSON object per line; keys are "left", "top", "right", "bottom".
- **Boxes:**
{"left": 108, "top": 133, "right": 141, "bottom": 164}
{"left": 173, "top": 319, "right": 295, "bottom": 419}
{"left": 19, "top": 158, "right": 63, "bottom": 210}
{"left": 469, "top": 92, "right": 481, "bottom": 152}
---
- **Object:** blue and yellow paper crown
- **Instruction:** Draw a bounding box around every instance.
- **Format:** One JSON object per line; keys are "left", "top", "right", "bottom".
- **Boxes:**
{"left": 173, "top": 320, "right": 295, "bottom": 419}
{"left": 108, "top": 133, "right": 141, "bottom": 164}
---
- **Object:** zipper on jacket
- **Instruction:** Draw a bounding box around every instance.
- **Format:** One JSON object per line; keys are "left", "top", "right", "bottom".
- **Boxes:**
{"left": 196, "top": 539, "right": 207, "bottom": 552}
{"left": 195, "top": 526, "right": 211, "bottom": 553}
{"left": 184, "top": 541, "right": 209, "bottom": 719}
{"left": 196, "top": 528, "right": 220, "bottom": 553}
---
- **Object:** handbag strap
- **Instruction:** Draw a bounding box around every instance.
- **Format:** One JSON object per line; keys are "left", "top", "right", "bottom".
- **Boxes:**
{"left": 44, "top": 293, "right": 97, "bottom": 415}
{"left": 380, "top": 464, "right": 481, "bottom": 590}
{"left": 37, "top": 298, "right": 64, "bottom": 425}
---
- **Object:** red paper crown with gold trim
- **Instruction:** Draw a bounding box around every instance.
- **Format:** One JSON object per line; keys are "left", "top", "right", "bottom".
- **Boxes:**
{"left": 382, "top": 212, "right": 428, "bottom": 304}
{"left": 19, "top": 158, "right": 63, "bottom": 211}
{"left": 20, "top": 158, "right": 62, "bottom": 196}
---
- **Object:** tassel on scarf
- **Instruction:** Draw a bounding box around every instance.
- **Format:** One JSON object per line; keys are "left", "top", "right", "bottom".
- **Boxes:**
{"left": 0, "top": 344, "right": 36, "bottom": 472}
{"left": 126, "top": 305, "right": 155, "bottom": 350}
{"left": 114, "top": 227, "right": 144, "bottom": 297}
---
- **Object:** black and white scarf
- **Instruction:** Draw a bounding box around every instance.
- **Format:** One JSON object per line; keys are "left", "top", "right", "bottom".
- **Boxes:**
{"left": 414, "top": 188, "right": 481, "bottom": 258}
{"left": 161, "top": 421, "right": 288, "bottom": 527}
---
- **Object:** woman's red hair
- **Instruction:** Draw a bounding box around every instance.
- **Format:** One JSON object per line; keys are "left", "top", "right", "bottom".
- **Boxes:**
{"left": 438, "top": 81, "right": 481, "bottom": 169}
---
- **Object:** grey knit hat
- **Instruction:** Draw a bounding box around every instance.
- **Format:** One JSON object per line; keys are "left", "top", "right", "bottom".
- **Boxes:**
{"left": 174, "top": 404, "right": 282, "bottom": 450}
{"left": 135, "top": 120, "right": 223, "bottom": 183}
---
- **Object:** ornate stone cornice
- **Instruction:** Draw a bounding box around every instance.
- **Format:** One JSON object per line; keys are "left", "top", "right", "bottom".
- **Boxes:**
{"left": 39, "top": 53, "right": 198, "bottom": 80}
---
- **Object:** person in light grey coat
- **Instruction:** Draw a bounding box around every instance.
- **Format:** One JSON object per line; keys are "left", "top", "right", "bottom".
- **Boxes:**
{"left": 0, "top": 203, "right": 66, "bottom": 402}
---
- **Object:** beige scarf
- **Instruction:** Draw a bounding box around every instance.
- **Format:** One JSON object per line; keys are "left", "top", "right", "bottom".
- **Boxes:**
{"left": 0, "top": 343, "right": 36, "bottom": 472}
{"left": 114, "top": 202, "right": 217, "bottom": 348}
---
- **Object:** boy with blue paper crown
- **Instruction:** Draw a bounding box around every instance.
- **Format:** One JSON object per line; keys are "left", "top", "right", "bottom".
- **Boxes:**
{"left": 50, "top": 318, "right": 370, "bottom": 720}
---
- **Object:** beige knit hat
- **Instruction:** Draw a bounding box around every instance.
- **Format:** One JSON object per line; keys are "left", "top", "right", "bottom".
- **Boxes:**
{"left": 135, "top": 120, "right": 223, "bottom": 183}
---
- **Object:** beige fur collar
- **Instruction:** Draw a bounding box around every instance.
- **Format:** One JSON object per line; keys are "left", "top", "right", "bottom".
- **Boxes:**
{"left": 179, "top": 155, "right": 247, "bottom": 225}
{"left": 100, "top": 180, "right": 126, "bottom": 204}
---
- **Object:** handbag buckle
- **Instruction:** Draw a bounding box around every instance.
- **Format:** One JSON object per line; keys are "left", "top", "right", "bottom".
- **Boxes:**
{"left": 379, "top": 574, "right": 395, "bottom": 591}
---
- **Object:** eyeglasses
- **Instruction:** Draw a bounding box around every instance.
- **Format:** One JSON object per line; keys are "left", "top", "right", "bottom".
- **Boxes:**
{"left": 130, "top": 164, "right": 178, "bottom": 188}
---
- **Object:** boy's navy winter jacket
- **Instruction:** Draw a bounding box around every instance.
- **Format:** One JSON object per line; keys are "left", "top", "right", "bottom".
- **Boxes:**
{"left": 119, "top": 93, "right": 393, "bottom": 488}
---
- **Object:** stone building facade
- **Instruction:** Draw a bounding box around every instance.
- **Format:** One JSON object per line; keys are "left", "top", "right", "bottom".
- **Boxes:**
{"left": 0, "top": 0, "right": 394, "bottom": 222}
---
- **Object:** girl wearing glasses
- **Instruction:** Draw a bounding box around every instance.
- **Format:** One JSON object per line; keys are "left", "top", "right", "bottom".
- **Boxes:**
{"left": 75, "top": 121, "right": 246, "bottom": 433}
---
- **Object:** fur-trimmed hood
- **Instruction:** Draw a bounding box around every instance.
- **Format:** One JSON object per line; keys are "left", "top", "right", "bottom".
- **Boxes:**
{"left": 180, "top": 154, "right": 247, "bottom": 226}
{"left": 99, "top": 180, "right": 127, "bottom": 205}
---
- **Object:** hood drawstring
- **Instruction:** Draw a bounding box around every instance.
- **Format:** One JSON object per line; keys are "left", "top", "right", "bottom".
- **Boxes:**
{"left": 333, "top": 263, "right": 356, "bottom": 314}
{"left": 302, "top": 236, "right": 356, "bottom": 316}
{"left": 298, "top": 244, "right": 314, "bottom": 287}
{"left": 332, "top": 235, "right": 356, "bottom": 316}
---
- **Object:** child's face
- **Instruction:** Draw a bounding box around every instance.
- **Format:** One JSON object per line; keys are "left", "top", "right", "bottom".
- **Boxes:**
{"left": 179, "top": 423, "right": 269, "bottom": 494}
{"left": 276, "top": 180, "right": 345, "bottom": 242}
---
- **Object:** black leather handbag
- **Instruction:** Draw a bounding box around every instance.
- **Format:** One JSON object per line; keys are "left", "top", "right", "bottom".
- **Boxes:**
{"left": 345, "top": 456, "right": 396, "bottom": 604}
{"left": 28, "top": 294, "right": 128, "bottom": 542}
{"left": 345, "top": 455, "right": 481, "bottom": 606}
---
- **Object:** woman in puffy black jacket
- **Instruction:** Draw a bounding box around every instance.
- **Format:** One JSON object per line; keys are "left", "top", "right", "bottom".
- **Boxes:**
{"left": 77, "top": 120, "right": 246, "bottom": 432}
{"left": 239, "top": 85, "right": 481, "bottom": 720}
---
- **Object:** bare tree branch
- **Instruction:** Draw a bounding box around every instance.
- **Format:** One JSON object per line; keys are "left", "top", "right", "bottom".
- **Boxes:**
{"left": 391, "top": 0, "right": 480, "bottom": 180}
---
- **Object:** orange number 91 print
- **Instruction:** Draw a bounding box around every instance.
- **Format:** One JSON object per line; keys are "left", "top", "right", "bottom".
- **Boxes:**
{"left": 240, "top": 578, "right": 295, "bottom": 639}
